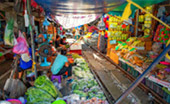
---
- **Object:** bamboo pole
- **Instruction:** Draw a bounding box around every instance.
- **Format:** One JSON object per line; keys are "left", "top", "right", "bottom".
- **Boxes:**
{"left": 27, "top": 0, "right": 37, "bottom": 78}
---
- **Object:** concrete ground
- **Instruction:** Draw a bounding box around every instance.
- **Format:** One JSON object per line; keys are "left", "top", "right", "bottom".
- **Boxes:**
{"left": 0, "top": 60, "right": 12, "bottom": 90}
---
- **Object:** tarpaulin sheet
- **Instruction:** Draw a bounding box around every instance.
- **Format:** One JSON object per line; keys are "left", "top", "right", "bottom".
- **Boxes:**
{"left": 56, "top": 14, "right": 101, "bottom": 29}
{"left": 35, "top": 0, "right": 126, "bottom": 15}
{"left": 34, "top": 0, "right": 127, "bottom": 28}
{"left": 108, "top": 0, "right": 166, "bottom": 17}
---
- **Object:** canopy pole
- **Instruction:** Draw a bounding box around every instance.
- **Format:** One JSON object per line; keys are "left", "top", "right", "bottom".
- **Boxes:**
{"left": 126, "top": 0, "right": 170, "bottom": 29}
{"left": 27, "top": 0, "right": 37, "bottom": 78}
{"left": 135, "top": 10, "right": 139, "bottom": 37}
{"left": 114, "top": 44, "right": 170, "bottom": 104}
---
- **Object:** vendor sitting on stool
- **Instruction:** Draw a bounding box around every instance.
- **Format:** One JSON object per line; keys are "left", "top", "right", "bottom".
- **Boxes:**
{"left": 51, "top": 54, "right": 74, "bottom": 85}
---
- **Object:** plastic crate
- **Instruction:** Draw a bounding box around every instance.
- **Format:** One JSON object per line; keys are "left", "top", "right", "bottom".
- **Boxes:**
{"left": 145, "top": 78, "right": 154, "bottom": 89}
{"left": 145, "top": 78, "right": 164, "bottom": 97}
{"left": 118, "top": 60, "right": 122, "bottom": 67}
{"left": 121, "top": 61, "right": 127, "bottom": 71}
{"left": 132, "top": 69, "right": 139, "bottom": 78}
{"left": 127, "top": 65, "right": 132, "bottom": 74}
{"left": 153, "top": 82, "right": 164, "bottom": 97}
{"left": 162, "top": 87, "right": 170, "bottom": 103}
{"left": 127, "top": 65, "right": 139, "bottom": 78}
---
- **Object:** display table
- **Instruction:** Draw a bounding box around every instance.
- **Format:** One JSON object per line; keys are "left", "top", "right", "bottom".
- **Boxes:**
{"left": 118, "top": 58, "right": 170, "bottom": 91}
{"left": 148, "top": 76, "right": 170, "bottom": 90}
{"left": 119, "top": 58, "right": 143, "bottom": 74}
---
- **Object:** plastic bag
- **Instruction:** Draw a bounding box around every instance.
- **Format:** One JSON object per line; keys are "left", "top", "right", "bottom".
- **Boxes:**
{"left": 24, "top": 10, "right": 29, "bottom": 27}
{"left": 51, "top": 54, "right": 68, "bottom": 75}
{"left": 4, "top": 18, "right": 15, "bottom": 46}
{"left": 13, "top": 31, "right": 29, "bottom": 54}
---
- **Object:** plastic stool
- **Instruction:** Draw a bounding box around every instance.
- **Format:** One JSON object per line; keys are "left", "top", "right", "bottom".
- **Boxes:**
{"left": 51, "top": 75, "right": 61, "bottom": 83}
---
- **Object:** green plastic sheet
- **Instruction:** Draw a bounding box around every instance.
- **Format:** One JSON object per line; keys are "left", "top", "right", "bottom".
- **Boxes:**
{"left": 108, "top": 0, "right": 166, "bottom": 18}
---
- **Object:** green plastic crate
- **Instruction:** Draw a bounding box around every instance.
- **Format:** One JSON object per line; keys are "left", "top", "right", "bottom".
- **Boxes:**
{"left": 162, "top": 87, "right": 170, "bottom": 103}
{"left": 127, "top": 65, "right": 132, "bottom": 74}
{"left": 121, "top": 61, "right": 127, "bottom": 71}
{"left": 118, "top": 60, "right": 122, "bottom": 67}
{"left": 132, "top": 69, "right": 139, "bottom": 78}
{"left": 127, "top": 65, "right": 139, "bottom": 78}
{"left": 145, "top": 79, "right": 164, "bottom": 97}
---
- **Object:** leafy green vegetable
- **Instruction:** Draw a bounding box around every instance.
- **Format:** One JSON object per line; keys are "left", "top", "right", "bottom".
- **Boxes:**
{"left": 26, "top": 87, "right": 54, "bottom": 104}
{"left": 34, "top": 75, "right": 62, "bottom": 98}
{"left": 65, "top": 44, "right": 70, "bottom": 48}
{"left": 73, "top": 90, "right": 87, "bottom": 97}
{"left": 72, "top": 53, "right": 81, "bottom": 59}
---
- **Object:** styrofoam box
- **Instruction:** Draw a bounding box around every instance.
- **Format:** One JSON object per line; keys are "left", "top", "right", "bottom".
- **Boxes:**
{"left": 70, "top": 44, "right": 82, "bottom": 50}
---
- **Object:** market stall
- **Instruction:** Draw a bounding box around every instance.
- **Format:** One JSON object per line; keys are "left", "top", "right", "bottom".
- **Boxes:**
{"left": 106, "top": 2, "right": 170, "bottom": 104}
{"left": 0, "top": 0, "right": 170, "bottom": 104}
{"left": 83, "top": 0, "right": 170, "bottom": 103}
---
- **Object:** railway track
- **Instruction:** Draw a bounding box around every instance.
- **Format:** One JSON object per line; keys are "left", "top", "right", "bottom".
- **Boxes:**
{"left": 84, "top": 43, "right": 168, "bottom": 104}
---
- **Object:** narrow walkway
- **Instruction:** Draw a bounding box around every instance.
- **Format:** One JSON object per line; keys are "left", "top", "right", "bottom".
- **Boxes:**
{"left": 82, "top": 44, "right": 154, "bottom": 104}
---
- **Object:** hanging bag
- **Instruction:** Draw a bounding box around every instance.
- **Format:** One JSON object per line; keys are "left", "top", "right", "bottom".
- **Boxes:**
{"left": 4, "top": 18, "right": 15, "bottom": 46}
{"left": 13, "top": 31, "right": 29, "bottom": 54}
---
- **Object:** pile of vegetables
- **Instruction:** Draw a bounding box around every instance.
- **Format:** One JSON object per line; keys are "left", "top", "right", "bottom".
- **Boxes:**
{"left": 72, "top": 79, "right": 106, "bottom": 100}
{"left": 26, "top": 76, "right": 62, "bottom": 104}
{"left": 72, "top": 53, "right": 82, "bottom": 59}
{"left": 73, "top": 58, "right": 93, "bottom": 79}
{"left": 71, "top": 57, "right": 106, "bottom": 101}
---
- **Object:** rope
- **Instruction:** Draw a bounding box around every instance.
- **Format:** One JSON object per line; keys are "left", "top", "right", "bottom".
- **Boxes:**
{"left": 32, "top": 61, "right": 36, "bottom": 72}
